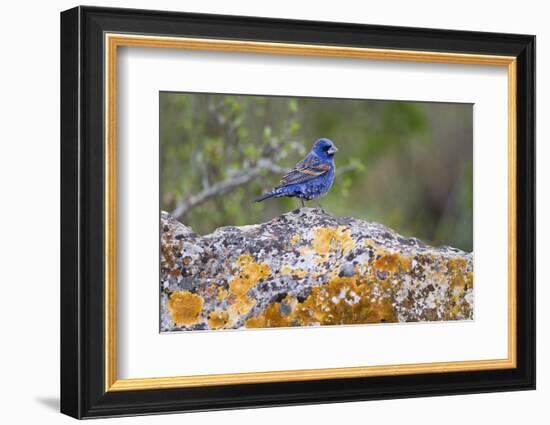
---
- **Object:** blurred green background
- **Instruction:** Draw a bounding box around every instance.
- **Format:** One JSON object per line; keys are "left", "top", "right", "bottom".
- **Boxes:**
{"left": 160, "top": 92, "right": 473, "bottom": 251}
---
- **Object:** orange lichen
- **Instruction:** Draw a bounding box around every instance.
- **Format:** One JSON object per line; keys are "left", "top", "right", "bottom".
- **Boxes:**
{"left": 373, "top": 252, "right": 411, "bottom": 274}
{"left": 281, "top": 265, "right": 308, "bottom": 279}
{"left": 167, "top": 291, "right": 204, "bottom": 326}
{"left": 245, "top": 276, "right": 398, "bottom": 329}
{"left": 363, "top": 239, "right": 376, "bottom": 248}
{"left": 297, "top": 277, "right": 396, "bottom": 325}
{"left": 216, "top": 287, "right": 228, "bottom": 300}
{"left": 447, "top": 257, "right": 470, "bottom": 290}
{"left": 290, "top": 234, "right": 301, "bottom": 245}
{"left": 229, "top": 295, "right": 256, "bottom": 316}
{"left": 208, "top": 311, "right": 230, "bottom": 329}
{"left": 465, "top": 272, "right": 474, "bottom": 290}
{"left": 229, "top": 255, "right": 271, "bottom": 297}
{"left": 245, "top": 303, "right": 292, "bottom": 328}
{"left": 311, "top": 226, "right": 354, "bottom": 255}
{"left": 244, "top": 315, "right": 266, "bottom": 328}
{"left": 311, "top": 228, "right": 334, "bottom": 254}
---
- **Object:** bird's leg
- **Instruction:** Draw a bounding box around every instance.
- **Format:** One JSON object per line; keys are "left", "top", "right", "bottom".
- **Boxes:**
{"left": 313, "top": 200, "right": 324, "bottom": 210}
{"left": 300, "top": 199, "right": 305, "bottom": 208}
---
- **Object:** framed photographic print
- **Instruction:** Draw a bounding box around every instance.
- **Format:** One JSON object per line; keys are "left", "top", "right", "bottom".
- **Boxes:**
{"left": 60, "top": 6, "right": 536, "bottom": 419}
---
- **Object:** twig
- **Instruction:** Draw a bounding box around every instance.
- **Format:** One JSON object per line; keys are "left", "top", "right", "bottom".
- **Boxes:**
{"left": 171, "top": 158, "right": 286, "bottom": 219}
{"left": 335, "top": 163, "right": 358, "bottom": 176}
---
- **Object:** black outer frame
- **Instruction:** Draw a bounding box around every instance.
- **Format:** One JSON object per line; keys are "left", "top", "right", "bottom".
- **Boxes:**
{"left": 60, "top": 5, "right": 535, "bottom": 419}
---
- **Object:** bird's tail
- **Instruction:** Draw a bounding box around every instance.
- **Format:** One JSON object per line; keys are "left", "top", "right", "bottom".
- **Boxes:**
{"left": 254, "top": 192, "right": 276, "bottom": 203}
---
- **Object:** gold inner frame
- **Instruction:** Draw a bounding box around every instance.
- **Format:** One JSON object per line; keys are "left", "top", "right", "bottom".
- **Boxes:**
{"left": 104, "top": 33, "right": 517, "bottom": 392}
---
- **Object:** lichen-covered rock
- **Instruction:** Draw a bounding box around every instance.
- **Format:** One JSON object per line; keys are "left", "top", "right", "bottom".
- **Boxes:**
{"left": 160, "top": 208, "right": 473, "bottom": 332}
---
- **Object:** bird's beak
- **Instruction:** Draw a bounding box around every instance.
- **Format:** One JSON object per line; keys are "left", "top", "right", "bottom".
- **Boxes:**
{"left": 328, "top": 146, "right": 338, "bottom": 154}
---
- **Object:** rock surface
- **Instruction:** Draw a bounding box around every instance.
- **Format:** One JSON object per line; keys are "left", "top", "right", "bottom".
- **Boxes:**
{"left": 160, "top": 208, "right": 473, "bottom": 332}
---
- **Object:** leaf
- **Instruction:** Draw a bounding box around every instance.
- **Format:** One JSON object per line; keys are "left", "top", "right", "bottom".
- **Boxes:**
{"left": 289, "top": 119, "right": 300, "bottom": 134}
{"left": 243, "top": 144, "right": 259, "bottom": 161}
{"left": 288, "top": 99, "right": 298, "bottom": 113}
{"left": 348, "top": 157, "right": 365, "bottom": 172}
{"left": 263, "top": 126, "right": 272, "bottom": 141}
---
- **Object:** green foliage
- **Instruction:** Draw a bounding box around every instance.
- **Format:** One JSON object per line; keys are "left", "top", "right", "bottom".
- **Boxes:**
{"left": 160, "top": 92, "right": 473, "bottom": 251}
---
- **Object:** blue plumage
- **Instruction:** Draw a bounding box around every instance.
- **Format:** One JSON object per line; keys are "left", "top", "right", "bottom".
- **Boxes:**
{"left": 255, "top": 138, "right": 338, "bottom": 206}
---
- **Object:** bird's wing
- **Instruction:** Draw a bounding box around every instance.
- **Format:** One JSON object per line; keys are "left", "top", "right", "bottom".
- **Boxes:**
{"left": 277, "top": 154, "right": 331, "bottom": 187}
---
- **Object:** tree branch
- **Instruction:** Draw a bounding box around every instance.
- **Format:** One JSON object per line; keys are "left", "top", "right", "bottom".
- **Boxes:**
{"left": 171, "top": 158, "right": 286, "bottom": 220}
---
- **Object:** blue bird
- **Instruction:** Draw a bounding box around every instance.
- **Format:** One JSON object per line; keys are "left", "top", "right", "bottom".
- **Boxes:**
{"left": 255, "top": 138, "right": 338, "bottom": 208}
